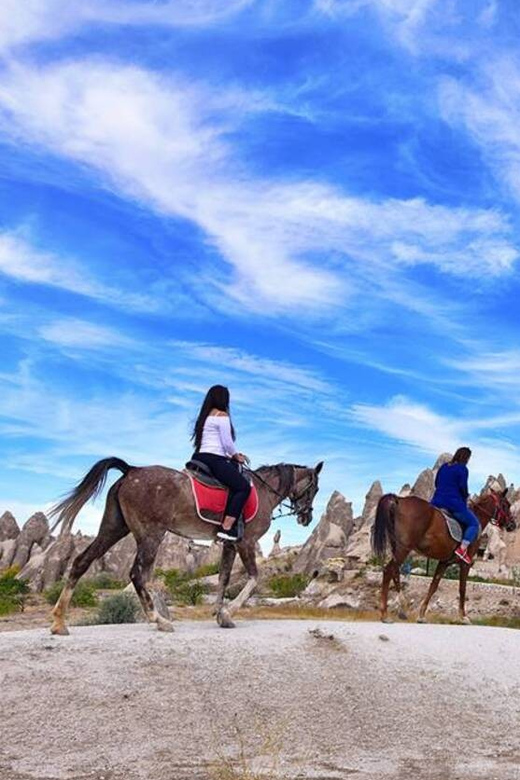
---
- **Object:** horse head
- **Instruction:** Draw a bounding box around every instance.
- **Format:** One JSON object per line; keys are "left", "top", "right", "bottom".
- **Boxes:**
{"left": 289, "top": 461, "right": 324, "bottom": 527}
{"left": 487, "top": 487, "right": 516, "bottom": 533}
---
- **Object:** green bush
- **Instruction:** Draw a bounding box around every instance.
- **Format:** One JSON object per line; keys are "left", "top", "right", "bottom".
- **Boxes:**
{"left": 44, "top": 579, "right": 98, "bottom": 608}
{"left": 173, "top": 580, "right": 208, "bottom": 605}
{"left": 155, "top": 566, "right": 211, "bottom": 605}
{"left": 91, "top": 593, "right": 141, "bottom": 624}
{"left": 193, "top": 562, "right": 220, "bottom": 579}
{"left": 89, "top": 573, "right": 125, "bottom": 590}
{"left": 0, "top": 567, "right": 30, "bottom": 615}
{"left": 268, "top": 573, "right": 309, "bottom": 598}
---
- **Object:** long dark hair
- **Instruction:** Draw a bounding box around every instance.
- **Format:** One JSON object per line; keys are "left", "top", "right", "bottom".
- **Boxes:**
{"left": 191, "top": 385, "right": 235, "bottom": 451}
{"left": 450, "top": 447, "right": 472, "bottom": 465}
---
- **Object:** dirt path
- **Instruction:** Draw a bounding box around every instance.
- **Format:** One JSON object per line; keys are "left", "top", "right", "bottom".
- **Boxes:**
{"left": 1, "top": 620, "right": 519, "bottom": 780}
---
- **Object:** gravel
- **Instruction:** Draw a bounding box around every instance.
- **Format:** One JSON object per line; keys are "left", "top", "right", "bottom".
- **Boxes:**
{"left": 0, "top": 620, "right": 519, "bottom": 780}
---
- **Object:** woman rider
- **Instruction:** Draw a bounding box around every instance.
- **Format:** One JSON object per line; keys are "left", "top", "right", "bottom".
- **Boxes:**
{"left": 191, "top": 385, "right": 251, "bottom": 543}
{"left": 430, "top": 447, "right": 480, "bottom": 565}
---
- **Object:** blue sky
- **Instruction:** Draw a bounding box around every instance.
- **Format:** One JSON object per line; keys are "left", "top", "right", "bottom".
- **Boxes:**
{"left": 1, "top": 0, "right": 520, "bottom": 545}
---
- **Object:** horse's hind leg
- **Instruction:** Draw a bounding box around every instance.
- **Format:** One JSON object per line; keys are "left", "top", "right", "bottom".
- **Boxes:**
{"left": 458, "top": 563, "right": 471, "bottom": 624}
{"left": 393, "top": 566, "right": 409, "bottom": 621}
{"left": 51, "top": 483, "right": 129, "bottom": 635}
{"left": 417, "top": 560, "right": 449, "bottom": 623}
{"left": 381, "top": 560, "right": 400, "bottom": 623}
{"left": 130, "top": 533, "right": 172, "bottom": 632}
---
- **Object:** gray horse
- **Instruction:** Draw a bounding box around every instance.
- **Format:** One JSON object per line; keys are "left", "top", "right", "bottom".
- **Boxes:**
{"left": 50, "top": 457, "right": 323, "bottom": 635}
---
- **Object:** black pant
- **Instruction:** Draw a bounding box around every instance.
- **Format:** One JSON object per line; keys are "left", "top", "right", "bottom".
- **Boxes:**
{"left": 195, "top": 452, "right": 251, "bottom": 520}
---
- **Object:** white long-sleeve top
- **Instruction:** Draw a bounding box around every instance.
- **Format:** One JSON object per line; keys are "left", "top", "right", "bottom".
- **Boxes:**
{"left": 199, "top": 415, "right": 238, "bottom": 458}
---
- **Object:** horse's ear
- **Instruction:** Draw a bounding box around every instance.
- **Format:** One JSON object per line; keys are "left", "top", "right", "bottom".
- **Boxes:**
{"left": 502, "top": 487, "right": 509, "bottom": 497}
{"left": 314, "top": 461, "right": 324, "bottom": 475}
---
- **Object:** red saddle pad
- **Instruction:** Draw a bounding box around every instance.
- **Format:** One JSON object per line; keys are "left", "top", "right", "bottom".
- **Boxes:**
{"left": 186, "top": 473, "right": 259, "bottom": 525}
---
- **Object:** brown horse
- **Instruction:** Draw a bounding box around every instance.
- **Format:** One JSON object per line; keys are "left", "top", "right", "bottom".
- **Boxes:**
{"left": 372, "top": 488, "right": 515, "bottom": 624}
{"left": 49, "top": 457, "right": 323, "bottom": 635}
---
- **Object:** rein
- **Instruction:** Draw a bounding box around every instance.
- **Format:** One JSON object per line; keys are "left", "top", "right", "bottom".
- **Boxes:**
{"left": 470, "top": 493, "right": 507, "bottom": 527}
{"left": 245, "top": 465, "right": 315, "bottom": 518}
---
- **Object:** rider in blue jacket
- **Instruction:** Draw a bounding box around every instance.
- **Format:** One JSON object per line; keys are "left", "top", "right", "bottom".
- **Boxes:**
{"left": 431, "top": 447, "right": 480, "bottom": 565}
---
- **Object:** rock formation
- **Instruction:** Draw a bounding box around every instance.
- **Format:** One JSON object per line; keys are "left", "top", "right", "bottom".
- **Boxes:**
{"left": 343, "top": 481, "right": 383, "bottom": 564}
{"left": 0, "top": 511, "right": 20, "bottom": 540}
{"left": 411, "top": 469, "right": 435, "bottom": 501}
{"left": 11, "top": 513, "right": 50, "bottom": 570}
{"left": 269, "top": 530, "right": 282, "bottom": 558}
{"left": 292, "top": 491, "right": 354, "bottom": 575}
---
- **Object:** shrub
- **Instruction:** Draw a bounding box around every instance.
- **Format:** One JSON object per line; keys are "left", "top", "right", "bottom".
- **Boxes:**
{"left": 268, "top": 573, "right": 309, "bottom": 598}
{"left": 44, "top": 580, "right": 98, "bottom": 608}
{"left": 193, "top": 562, "right": 220, "bottom": 579}
{"left": 89, "top": 573, "right": 125, "bottom": 590}
{"left": 172, "top": 580, "right": 208, "bottom": 605}
{"left": 0, "top": 567, "right": 30, "bottom": 614}
{"left": 92, "top": 593, "right": 141, "bottom": 625}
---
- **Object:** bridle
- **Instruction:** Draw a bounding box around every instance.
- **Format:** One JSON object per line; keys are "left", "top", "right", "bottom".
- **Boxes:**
{"left": 472, "top": 491, "right": 513, "bottom": 529}
{"left": 246, "top": 465, "right": 317, "bottom": 520}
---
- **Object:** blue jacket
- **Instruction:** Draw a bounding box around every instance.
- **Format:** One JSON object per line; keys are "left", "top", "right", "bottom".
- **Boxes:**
{"left": 431, "top": 463, "right": 469, "bottom": 512}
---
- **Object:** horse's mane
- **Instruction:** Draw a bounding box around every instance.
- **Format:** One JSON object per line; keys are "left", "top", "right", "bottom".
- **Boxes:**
{"left": 255, "top": 463, "right": 306, "bottom": 495}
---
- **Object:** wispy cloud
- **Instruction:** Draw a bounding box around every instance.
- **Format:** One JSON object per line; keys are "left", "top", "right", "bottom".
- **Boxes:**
{"left": 38, "top": 318, "right": 135, "bottom": 350}
{"left": 0, "top": 60, "right": 516, "bottom": 319}
{"left": 439, "top": 57, "right": 520, "bottom": 204}
{"left": 351, "top": 394, "right": 520, "bottom": 483}
{"left": 0, "top": 0, "right": 254, "bottom": 53}
{"left": 0, "top": 229, "right": 163, "bottom": 313}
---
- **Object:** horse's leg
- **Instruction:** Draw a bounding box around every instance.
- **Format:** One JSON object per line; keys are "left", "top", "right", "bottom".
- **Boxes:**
{"left": 381, "top": 560, "right": 401, "bottom": 623}
{"left": 219, "top": 541, "right": 258, "bottom": 628}
{"left": 392, "top": 565, "right": 409, "bottom": 621}
{"left": 417, "top": 560, "right": 449, "bottom": 623}
{"left": 130, "top": 533, "right": 172, "bottom": 632}
{"left": 458, "top": 563, "right": 471, "bottom": 624}
{"left": 214, "top": 542, "right": 237, "bottom": 629}
{"left": 380, "top": 561, "right": 393, "bottom": 623}
{"left": 51, "top": 486, "right": 129, "bottom": 635}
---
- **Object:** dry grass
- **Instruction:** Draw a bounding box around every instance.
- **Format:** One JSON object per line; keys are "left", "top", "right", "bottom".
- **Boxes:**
{"left": 208, "top": 716, "right": 285, "bottom": 780}
{"left": 176, "top": 602, "right": 381, "bottom": 622}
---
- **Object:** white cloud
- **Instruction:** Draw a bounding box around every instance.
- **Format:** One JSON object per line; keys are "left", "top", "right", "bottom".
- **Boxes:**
{"left": 172, "top": 340, "right": 332, "bottom": 395}
{"left": 351, "top": 394, "right": 520, "bottom": 483}
{"left": 0, "top": 0, "right": 253, "bottom": 53}
{"left": 38, "top": 318, "right": 135, "bottom": 350}
{"left": 439, "top": 58, "right": 520, "bottom": 204}
{"left": 0, "top": 59, "right": 516, "bottom": 318}
{"left": 0, "top": 229, "right": 163, "bottom": 312}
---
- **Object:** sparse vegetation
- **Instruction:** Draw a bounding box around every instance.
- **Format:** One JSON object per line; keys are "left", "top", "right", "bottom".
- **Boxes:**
{"left": 0, "top": 567, "right": 30, "bottom": 615}
{"left": 268, "top": 573, "right": 309, "bottom": 598}
{"left": 193, "top": 562, "right": 220, "bottom": 578}
{"left": 91, "top": 593, "right": 141, "bottom": 624}
{"left": 44, "top": 579, "right": 98, "bottom": 608}
{"left": 155, "top": 567, "right": 209, "bottom": 605}
{"left": 89, "top": 573, "right": 125, "bottom": 590}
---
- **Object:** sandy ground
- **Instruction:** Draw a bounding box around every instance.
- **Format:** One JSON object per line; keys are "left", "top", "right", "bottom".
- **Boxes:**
{"left": 0, "top": 620, "right": 519, "bottom": 780}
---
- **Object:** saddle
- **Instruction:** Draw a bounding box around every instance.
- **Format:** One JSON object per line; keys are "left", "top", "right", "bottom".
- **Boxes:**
{"left": 184, "top": 459, "right": 259, "bottom": 525}
{"left": 436, "top": 508, "right": 481, "bottom": 544}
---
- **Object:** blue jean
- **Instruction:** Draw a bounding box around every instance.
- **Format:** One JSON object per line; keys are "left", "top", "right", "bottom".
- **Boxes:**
{"left": 449, "top": 506, "right": 480, "bottom": 545}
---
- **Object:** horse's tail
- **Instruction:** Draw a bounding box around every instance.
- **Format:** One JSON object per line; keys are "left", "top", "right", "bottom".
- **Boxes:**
{"left": 372, "top": 493, "right": 398, "bottom": 559}
{"left": 49, "top": 457, "right": 132, "bottom": 535}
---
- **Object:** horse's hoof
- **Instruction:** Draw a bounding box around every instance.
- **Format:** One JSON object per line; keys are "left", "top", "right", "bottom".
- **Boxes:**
{"left": 217, "top": 609, "right": 235, "bottom": 629}
{"left": 398, "top": 611, "right": 408, "bottom": 621}
{"left": 416, "top": 616, "right": 427, "bottom": 624}
{"left": 381, "top": 617, "right": 394, "bottom": 624}
{"left": 156, "top": 618, "right": 174, "bottom": 633}
{"left": 50, "top": 623, "right": 70, "bottom": 636}
{"left": 459, "top": 616, "right": 472, "bottom": 626}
